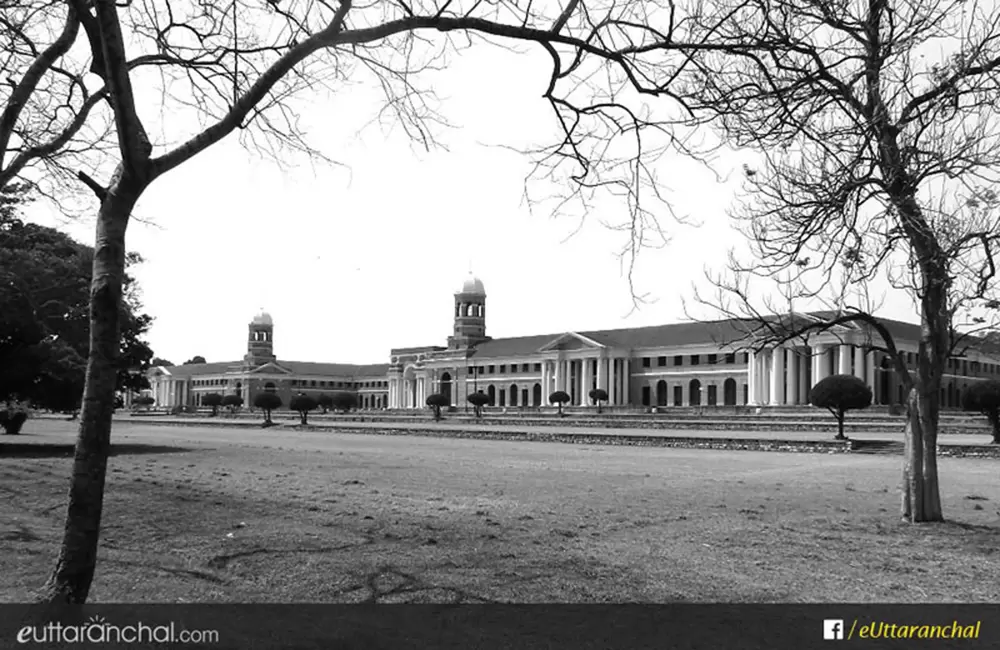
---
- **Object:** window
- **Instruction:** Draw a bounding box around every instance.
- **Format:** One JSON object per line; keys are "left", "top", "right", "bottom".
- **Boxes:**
{"left": 488, "top": 365, "right": 495, "bottom": 374}
{"left": 499, "top": 365, "right": 506, "bottom": 374}
{"left": 743, "top": 352, "right": 750, "bottom": 363}
{"left": 468, "top": 366, "right": 476, "bottom": 374}
{"left": 674, "top": 355, "right": 683, "bottom": 366}
{"left": 658, "top": 356, "right": 667, "bottom": 366}
{"left": 725, "top": 353, "right": 736, "bottom": 364}
{"left": 478, "top": 366, "right": 486, "bottom": 374}
{"left": 691, "top": 355, "right": 700, "bottom": 365}
{"left": 707, "top": 354, "right": 717, "bottom": 365}
{"left": 311, "top": 380, "right": 317, "bottom": 387}
{"left": 522, "top": 363, "right": 530, "bottom": 372}
{"left": 642, "top": 357, "right": 651, "bottom": 368}
{"left": 533, "top": 363, "right": 541, "bottom": 372}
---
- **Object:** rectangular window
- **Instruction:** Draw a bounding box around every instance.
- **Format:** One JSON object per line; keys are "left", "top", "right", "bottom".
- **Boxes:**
{"left": 658, "top": 356, "right": 667, "bottom": 366}
{"left": 488, "top": 365, "right": 495, "bottom": 374}
{"left": 725, "top": 353, "right": 736, "bottom": 364}
{"left": 311, "top": 380, "right": 317, "bottom": 387}
{"left": 707, "top": 354, "right": 717, "bottom": 365}
{"left": 499, "top": 365, "right": 506, "bottom": 374}
{"left": 691, "top": 355, "right": 700, "bottom": 365}
{"left": 674, "top": 355, "right": 683, "bottom": 366}
{"left": 467, "top": 366, "right": 475, "bottom": 374}
{"left": 673, "top": 385, "right": 683, "bottom": 406}
{"left": 642, "top": 357, "right": 651, "bottom": 368}
{"left": 533, "top": 363, "right": 541, "bottom": 372}
{"left": 522, "top": 363, "right": 530, "bottom": 372}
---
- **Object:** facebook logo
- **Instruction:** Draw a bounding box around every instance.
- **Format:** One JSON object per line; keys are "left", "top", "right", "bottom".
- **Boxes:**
{"left": 823, "top": 619, "right": 844, "bottom": 640}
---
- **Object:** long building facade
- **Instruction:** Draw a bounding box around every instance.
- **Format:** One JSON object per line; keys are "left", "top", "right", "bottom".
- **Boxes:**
{"left": 149, "top": 275, "right": 1000, "bottom": 411}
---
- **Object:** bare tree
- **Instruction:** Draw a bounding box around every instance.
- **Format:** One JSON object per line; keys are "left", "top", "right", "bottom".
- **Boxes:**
{"left": 685, "top": 0, "right": 1000, "bottom": 522}
{"left": 2, "top": 0, "right": 749, "bottom": 603}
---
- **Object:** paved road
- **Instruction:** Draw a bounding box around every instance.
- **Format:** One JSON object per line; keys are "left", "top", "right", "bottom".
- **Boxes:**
{"left": 103, "top": 415, "right": 992, "bottom": 446}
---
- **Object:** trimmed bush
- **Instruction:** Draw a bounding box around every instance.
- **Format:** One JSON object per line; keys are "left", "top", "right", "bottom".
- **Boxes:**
{"left": 222, "top": 394, "right": 243, "bottom": 415}
{"left": 202, "top": 392, "right": 223, "bottom": 416}
{"left": 133, "top": 395, "right": 154, "bottom": 410}
{"left": 962, "top": 379, "right": 1000, "bottom": 444}
{"left": 549, "top": 390, "right": 571, "bottom": 417}
{"left": 589, "top": 388, "right": 609, "bottom": 414}
{"left": 253, "top": 392, "right": 282, "bottom": 425}
{"left": 317, "top": 393, "right": 334, "bottom": 414}
{"left": 809, "top": 374, "right": 872, "bottom": 440}
{"left": 289, "top": 394, "right": 318, "bottom": 425}
{"left": 426, "top": 393, "right": 450, "bottom": 421}
{"left": 467, "top": 392, "right": 489, "bottom": 418}
{"left": 0, "top": 403, "right": 29, "bottom": 435}
{"left": 330, "top": 391, "right": 358, "bottom": 413}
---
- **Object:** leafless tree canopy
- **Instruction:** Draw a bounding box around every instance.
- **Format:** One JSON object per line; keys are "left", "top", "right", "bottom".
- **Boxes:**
{"left": 684, "top": 0, "right": 1000, "bottom": 348}
{"left": 0, "top": 0, "right": 762, "bottom": 255}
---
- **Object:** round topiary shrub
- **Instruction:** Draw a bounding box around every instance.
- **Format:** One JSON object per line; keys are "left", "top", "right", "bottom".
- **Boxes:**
{"left": 253, "top": 392, "right": 283, "bottom": 425}
{"left": 426, "top": 393, "right": 450, "bottom": 421}
{"left": 549, "top": 390, "right": 571, "bottom": 417}
{"left": 809, "top": 374, "right": 873, "bottom": 440}
{"left": 467, "top": 392, "right": 489, "bottom": 418}
{"left": 289, "top": 394, "right": 318, "bottom": 425}
{"left": 589, "top": 388, "right": 609, "bottom": 414}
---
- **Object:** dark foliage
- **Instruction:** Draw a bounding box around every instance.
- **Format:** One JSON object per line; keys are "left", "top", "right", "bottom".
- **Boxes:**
{"left": 962, "top": 380, "right": 1000, "bottom": 444}
{"left": 809, "top": 375, "right": 873, "bottom": 440}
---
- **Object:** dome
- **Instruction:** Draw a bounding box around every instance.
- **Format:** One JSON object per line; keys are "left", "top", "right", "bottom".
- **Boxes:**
{"left": 459, "top": 274, "right": 486, "bottom": 295}
{"left": 251, "top": 310, "right": 273, "bottom": 326}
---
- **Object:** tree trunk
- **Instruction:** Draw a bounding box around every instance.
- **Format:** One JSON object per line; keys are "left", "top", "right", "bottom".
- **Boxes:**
{"left": 901, "top": 386, "right": 944, "bottom": 522}
{"left": 835, "top": 411, "right": 846, "bottom": 440}
{"left": 39, "top": 184, "right": 138, "bottom": 603}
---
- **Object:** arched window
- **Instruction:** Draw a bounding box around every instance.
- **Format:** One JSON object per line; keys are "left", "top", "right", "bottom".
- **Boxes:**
{"left": 509, "top": 384, "right": 518, "bottom": 407}
{"left": 440, "top": 372, "right": 452, "bottom": 404}
{"left": 467, "top": 304, "right": 476, "bottom": 317}
{"left": 487, "top": 385, "right": 496, "bottom": 406}
{"left": 723, "top": 378, "right": 737, "bottom": 406}
{"left": 455, "top": 303, "right": 462, "bottom": 318}
{"left": 532, "top": 383, "right": 542, "bottom": 407}
{"left": 689, "top": 379, "right": 702, "bottom": 406}
{"left": 656, "top": 380, "right": 668, "bottom": 406}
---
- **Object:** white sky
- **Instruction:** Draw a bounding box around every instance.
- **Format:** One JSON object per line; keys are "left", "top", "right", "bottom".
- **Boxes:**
{"left": 25, "top": 39, "right": 922, "bottom": 365}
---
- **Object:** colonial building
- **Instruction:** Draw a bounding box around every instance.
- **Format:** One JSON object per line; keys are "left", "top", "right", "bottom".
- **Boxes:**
{"left": 387, "top": 276, "right": 1000, "bottom": 410}
{"left": 147, "top": 312, "right": 389, "bottom": 410}
{"left": 149, "top": 275, "right": 1000, "bottom": 411}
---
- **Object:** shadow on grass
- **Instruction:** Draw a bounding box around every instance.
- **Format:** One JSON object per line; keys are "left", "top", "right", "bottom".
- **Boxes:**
{"left": 0, "top": 443, "right": 193, "bottom": 459}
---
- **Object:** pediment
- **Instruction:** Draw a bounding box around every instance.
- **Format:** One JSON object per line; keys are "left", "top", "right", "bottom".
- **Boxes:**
{"left": 249, "top": 362, "right": 291, "bottom": 375}
{"left": 537, "top": 332, "right": 605, "bottom": 353}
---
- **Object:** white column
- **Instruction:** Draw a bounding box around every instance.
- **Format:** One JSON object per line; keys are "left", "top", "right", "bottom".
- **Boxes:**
{"left": 854, "top": 346, "right": 866, "bottom": 381}
{"left": 787, "top": 350, "right": 799, "bottom": 405}
{"left": 812, "top": 344, "right": 828, "bottom": 387}
{"left": 609, "top": 358, "right": 621, "bottom": 406}
{"left": 607, "top": 358, "right": 616, "bottom": 405}
{"left": 838, "top": 344, "right": 852, "bottom": 375}
{"left": 542, "top": 362, "right": 550, "bottom": 399}
{"left": 769, "top": 347, "right": 785, "bottom": 406}
{"left": 598, "top": 357, "right": 607, "bottom": 393}
{"left": 622, "top": 358, "right": 632, "bottom": 406}
{"left": 866, "top": 351, "right": 877, "bottom": 403}
{"left": 747, "top": 351, "right": 757, "bottom": 405}
{"left": 554, "top": 360, "right": 563, "bottom": 394}
{"left": 582, "top": 359, "right": 592, "bottom": 405}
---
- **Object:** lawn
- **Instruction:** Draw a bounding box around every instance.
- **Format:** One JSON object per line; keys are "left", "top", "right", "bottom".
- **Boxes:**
{"left": 2, "top": 419, "right": 999, "bottom": 603}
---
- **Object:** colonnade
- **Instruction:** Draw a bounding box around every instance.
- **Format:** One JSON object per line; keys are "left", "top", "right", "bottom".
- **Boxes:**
{"left": 748, "top": 343, "right": 879, "bottom": 406}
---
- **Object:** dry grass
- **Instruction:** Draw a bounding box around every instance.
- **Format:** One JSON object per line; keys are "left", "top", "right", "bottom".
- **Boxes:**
{"left": 2, "top": 419, "right": 999, "bottom": 603}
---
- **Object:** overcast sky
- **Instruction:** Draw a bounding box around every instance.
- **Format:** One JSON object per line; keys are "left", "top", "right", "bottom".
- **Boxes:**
{"left": 26, "top": 40, "right": 920, "bottom": 366}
